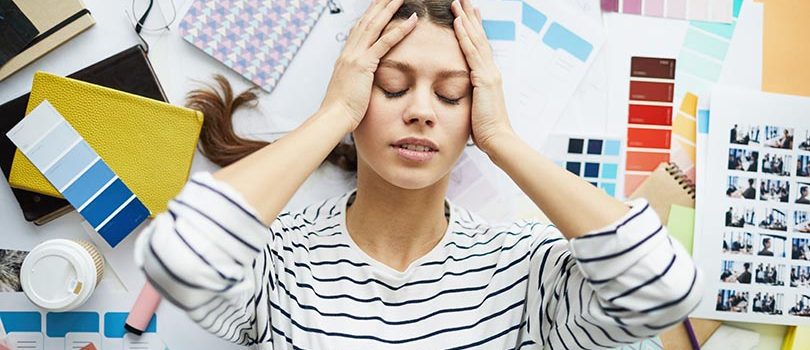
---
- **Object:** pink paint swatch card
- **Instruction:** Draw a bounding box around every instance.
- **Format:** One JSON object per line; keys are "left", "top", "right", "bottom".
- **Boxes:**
{"left": 601, "top": 0, "right": 733, "bottom": 23}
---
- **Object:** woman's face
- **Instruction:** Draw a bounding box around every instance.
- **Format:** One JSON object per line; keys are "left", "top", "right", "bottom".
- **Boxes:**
{"left": 353, "top": 20, "right": 472, "bottom": 190}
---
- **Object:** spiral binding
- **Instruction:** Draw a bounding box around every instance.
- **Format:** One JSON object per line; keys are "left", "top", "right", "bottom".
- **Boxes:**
{"left": 665, "top": 162, "right": 696, "bottom": 199}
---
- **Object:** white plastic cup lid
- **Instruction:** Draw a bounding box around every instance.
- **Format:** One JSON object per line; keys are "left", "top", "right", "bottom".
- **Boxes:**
{"left": 20, "top": 239, "right": 100, "bottom": 311}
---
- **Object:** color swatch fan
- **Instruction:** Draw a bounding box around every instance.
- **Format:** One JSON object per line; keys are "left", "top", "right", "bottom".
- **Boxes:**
{"left": 179, "top": 0, "right": 327, "bottom": 93}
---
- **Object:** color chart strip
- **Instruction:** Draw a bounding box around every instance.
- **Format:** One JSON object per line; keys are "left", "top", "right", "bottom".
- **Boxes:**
{"left": 6, "top": 101, "right": 149, "bottom": 247}
{"left": 669, "top": 0, "right": 741, "bottom": 185}
{"left": 601, "top": 0, "right": 733, "bottom": 23}
{"left": 625, "top": 57, "right": 676, "bottom": 197}
{"left": 546, "top": 134, "right": 623, "bottom": 198}
{"left": 670, "top": 92, "right": 699, "bottom": 181}
{"left": 674, "top": 0, "right": 741, "bottom": 100}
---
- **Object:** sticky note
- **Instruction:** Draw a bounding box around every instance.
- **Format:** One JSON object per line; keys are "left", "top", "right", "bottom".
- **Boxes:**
{"left": 667, "top": 204, "right": 696, "bottom": 254}
{"left": 6, "top": 101, "right": 150, "bottom": 247}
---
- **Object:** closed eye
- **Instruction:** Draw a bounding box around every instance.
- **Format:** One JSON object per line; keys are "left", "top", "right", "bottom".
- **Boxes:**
{"left": 381, "top": 88, "right": 463, "bottom": 105}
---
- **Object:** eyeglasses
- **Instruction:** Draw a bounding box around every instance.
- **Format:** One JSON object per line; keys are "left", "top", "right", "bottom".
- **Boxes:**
{"left": 124, "top": 0, "right": 178, "bottom": 53}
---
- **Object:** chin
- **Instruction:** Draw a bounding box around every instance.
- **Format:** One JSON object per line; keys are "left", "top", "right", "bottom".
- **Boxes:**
{"left": 380, "top": 167, "right": 444, "bottom": 190}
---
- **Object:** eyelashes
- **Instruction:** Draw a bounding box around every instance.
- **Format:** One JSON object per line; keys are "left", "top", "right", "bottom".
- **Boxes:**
{"left": 381, "top": 88, "right": 463, "bottom": 106}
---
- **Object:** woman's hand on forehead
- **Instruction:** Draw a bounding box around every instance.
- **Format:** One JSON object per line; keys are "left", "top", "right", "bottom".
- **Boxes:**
{"left": 319, "top": 0, "right": 419, "bottom": 130}
{"left": 450, "top": 0, "right": 514, "bottom": 154}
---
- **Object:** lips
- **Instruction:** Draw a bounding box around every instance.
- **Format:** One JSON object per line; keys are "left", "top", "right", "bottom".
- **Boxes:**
{"left": 391, "top": 137, "right": 439, "bottom": 152}
{"left": 391, "top": 137, "right": 438, "bottom": 162}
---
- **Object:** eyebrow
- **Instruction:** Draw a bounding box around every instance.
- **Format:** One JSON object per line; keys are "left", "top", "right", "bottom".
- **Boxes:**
{"left": 379, "top": 59, "right": 469, "bottom": 80}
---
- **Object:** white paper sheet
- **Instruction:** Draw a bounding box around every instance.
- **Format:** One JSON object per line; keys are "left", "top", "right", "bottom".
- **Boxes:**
{"left": 512, "top": 0, "right": 605, "bottom": 151}
{"left": 692, "top": 85, "right": 810, "bottom": 325}
{"left": 0, "top": 291, "right": 243, "bottom": 350}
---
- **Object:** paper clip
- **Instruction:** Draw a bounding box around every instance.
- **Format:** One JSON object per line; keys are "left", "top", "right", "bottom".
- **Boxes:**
{"left": 327, "top": 0, "right": 342, "bottom": 14}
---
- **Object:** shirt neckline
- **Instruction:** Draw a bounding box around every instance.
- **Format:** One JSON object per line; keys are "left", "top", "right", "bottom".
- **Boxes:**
{"left": 337, "top": 189, "right": 458, "bottom": 280}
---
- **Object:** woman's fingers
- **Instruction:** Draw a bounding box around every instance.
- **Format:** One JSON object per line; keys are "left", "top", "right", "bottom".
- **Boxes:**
{"left": 460, "top": 0, "right": 487, "bottom": 43}
{"left": 452, "top": 15, "right": 484, "bottom": 72}
{"left": 369, "top": 13, "right": 418, "bottom": 59}
{"left": 363, "top": 0, "right": 406, "bottom": 47}
{"left": 451, "top": 1, "right": 485, "bottom": 47}
{"left": 345, "top": 0, "right": 387, "bottom": 50}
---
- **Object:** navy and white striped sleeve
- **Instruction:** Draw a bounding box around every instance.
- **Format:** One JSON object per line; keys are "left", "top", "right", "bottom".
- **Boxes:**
{"left": 524, "top": 199, "right": 703, "bottom": 348}
{"left": 135, "top": 171, "right": 279, "bottom": 345}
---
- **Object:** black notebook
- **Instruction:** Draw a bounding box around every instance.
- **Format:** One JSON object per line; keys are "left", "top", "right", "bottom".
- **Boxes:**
{"left": 0, "top": 45, "right": 168, "bottom": 225}
{"left": 0, "top": 0, "right": 39, "bottom": 66}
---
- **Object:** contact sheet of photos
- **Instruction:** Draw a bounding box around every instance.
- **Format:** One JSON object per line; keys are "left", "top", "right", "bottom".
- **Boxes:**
{"left": 693, "top": 87, "right": 810, "bottom": 325}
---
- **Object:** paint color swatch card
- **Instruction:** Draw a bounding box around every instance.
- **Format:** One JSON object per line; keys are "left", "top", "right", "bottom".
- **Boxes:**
{"left": 670, "top": 92, "right": 699, "bottom": 182}
{"left": 512, "top": 0, "right": 605, "bottom": 151}
{"left": 692, "top": 86, "right": 810, "bottom": 325}
{"left": 546, "top": 134, "right": 624, "bottom": 198}
{"left": 624, "top": 57, "right": 676, "bottom": 197}
{"left": 674, "top": 0, "right": 741, "bottom": 100}
{"left": 0, "top": 303, "right": 162, "bottom": 349}
{"left": 6, "top": 101, "right": 149, "bottom": 248}
{"left": 601, "top": 0, "right": 733, "bottom": 23}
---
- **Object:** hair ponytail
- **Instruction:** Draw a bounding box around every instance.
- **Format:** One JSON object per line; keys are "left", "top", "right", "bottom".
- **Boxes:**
{"left": 186, "top": 75, "right": 358, "bottom": 171}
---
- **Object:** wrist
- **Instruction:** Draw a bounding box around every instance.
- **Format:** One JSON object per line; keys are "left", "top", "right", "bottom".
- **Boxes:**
{"left": 316, "top": 103, "right": 359, "bottom": 135}
{"left": 480, "top": 127, "right": 518, "bottom": 159}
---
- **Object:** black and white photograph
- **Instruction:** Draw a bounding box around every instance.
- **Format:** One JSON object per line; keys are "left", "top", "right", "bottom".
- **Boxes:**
{"left": 798, "top": 130, "right": 810, "bottom": 151}
{"left": 764, "top": 126, "right": 794, "bottom": 149}
{"left": 790, "top": 265, "right": 810, "bottom": 288}
{"left": 789, "top": 294, "right": 810, "bottom": 317}
{"left": 722, "top": 231, "right": 754, "bottom": 255}
{"left": 792, "top": 238, "right": 810, "bottom": 261}
{"left": 730, "top": 124, "right": 761, "bottom": 145}
{"left": 798, "top": 155, "right": 810, "bottom": 177}
{"left": 727, "top": 176, "right": 757, "bottom": 200}
{"left": 760, "top": 179, "right": 789, "bottom": 203}
{"left": 761, "top": 153, "right": 792, "bottom": 176}
{"left": 796, "top": 183, "right": 810, "bottom": 205}
{"left": 725, "top": 206, "right": 756, "bottom": 228}
{"left": 0, "top": 249, "right": 29, "bottom": 292}
{"left": 716, "top": 289, "right": 748, "bottom": 313}
{"left": 752, "top": 292, "right": 783, "bottom": 315}
{"left": 795, "top": 211, "right": 810, "bottom": 233}
{"left": 754, "top": 263, "right": 785, "bottom": 286}
{"left": 728, "top": 149, "right": 759, "bottom": 172}
{"left": 759, "top": 208, "right": 788, "bottom": 232}
{"left": 757, "top": 234, "right": 787, "bottom": 258}
{"left": 720, "top": 260, "right": 753, "bottom": 284}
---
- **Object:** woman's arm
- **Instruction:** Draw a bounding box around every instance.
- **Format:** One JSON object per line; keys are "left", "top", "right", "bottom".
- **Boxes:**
{"left": 484, "top": 134, "right": 629, "bottom": 238}
{"left": 449, "top": 0, "right": 627, "bottom": 239}
{"left": 213, "top": 106, "right": 353, "bottom": 225}
{"left": 136, "top": 0, "right": 419, "bottom": 344}
{"left": 451, "top": 2, "right": 702, "bottom": 345}
{"left": 214, "top": 0, "right": 418, "bottom": 225}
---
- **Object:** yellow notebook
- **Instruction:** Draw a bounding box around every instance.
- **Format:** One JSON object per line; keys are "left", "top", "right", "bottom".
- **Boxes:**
{"left": 9, "top": 72, "right": 203, "bottom": 216}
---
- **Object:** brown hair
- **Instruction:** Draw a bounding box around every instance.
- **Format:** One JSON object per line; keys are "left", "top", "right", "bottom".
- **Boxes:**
{"left": 190, "top": 0, "right": 455, "bottom": 171}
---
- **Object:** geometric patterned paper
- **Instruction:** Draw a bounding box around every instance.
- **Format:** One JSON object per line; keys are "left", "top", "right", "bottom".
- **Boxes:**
{"left": 180, "top": 0, "right": 326, "bottom": 93}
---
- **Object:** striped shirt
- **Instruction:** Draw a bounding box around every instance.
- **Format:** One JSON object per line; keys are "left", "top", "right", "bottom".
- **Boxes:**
{"left": 135, "top": 172, "right": 703, "bottom": 349}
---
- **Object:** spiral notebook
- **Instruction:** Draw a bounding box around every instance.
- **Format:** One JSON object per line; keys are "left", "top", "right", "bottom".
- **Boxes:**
{"left": 629, "top": 162, "right": 696, "bottom": 223}
{"left": 179, "top": 0, "right": 327, "bottom": 93}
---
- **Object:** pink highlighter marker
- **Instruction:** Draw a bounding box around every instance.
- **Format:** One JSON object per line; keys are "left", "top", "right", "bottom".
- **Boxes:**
{"left": 0, "top": 317, "right": 8, "bottom": 350}
{"left": 125, "top": 281, "right": 162, "bottom": 335}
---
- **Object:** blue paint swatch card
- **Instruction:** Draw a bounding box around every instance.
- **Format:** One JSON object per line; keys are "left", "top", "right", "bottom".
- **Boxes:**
{"left": 6, "top": 100, "right": 149, "bottom": 247}
{"left": 546, "top": 133, "right": 624, "bottom": 199}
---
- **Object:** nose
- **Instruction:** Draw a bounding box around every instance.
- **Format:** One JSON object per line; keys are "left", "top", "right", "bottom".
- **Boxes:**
{"left": 402, "top": 87, "right": 436, "bottom": 127}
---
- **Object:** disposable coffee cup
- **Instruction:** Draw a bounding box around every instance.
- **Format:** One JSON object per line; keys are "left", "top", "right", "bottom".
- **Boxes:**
{"left": 20, "top": 239, "right": 104, "bottom": 311}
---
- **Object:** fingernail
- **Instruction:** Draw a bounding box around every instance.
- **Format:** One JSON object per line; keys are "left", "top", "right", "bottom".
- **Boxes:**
{"left": 410, "top": 12, "right": 417, "bottom": 20}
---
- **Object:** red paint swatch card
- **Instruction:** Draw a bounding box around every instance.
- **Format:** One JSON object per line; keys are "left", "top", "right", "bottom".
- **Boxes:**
{"left": 625, "top": 56, "right": 676, "bottom": 197}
